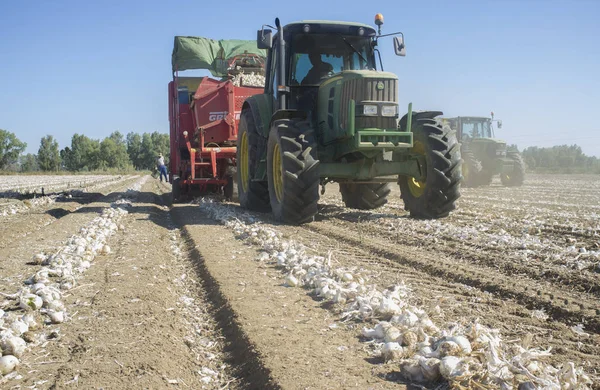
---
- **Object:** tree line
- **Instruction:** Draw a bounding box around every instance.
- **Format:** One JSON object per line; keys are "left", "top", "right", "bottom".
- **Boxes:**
{"left": 2, "top": 128, "right": 599, "bottom": 174}
{"left": 521, "top": 144, "right": 600, "bottom": 174}
{"left": 0, "top": 129, "right": 169, "bottom": 172}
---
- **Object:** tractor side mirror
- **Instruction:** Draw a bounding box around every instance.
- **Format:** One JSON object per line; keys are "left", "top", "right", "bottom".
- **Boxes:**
{"left": 497, "top": 120, "right": 503, "bottom": 129}
{"left": 393, "top": 36, "right": 406, "bottom": 56}
{"left": 257, "top": 29, "right": 273, "bottom": 49}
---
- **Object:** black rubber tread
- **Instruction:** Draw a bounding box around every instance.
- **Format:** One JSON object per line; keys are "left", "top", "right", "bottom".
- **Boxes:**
{"left": 339, "top": 182, "right": 391, "bottom": 210}
{"left": 398, "top": 118, "right": 462, "bottom": 219}
{"left": 501, "top": 152, "right": 526, "bottom": 187}
{"left": 267, "top": 119, "right": 320, "bottom": 224}
{"left": 171, "top": 177, "right": 181, "bottom": 203}
{"left": 477, "top": 171, "right": 494, "bottom": 186}
{"left": 224, "top": 175, "right": 234, "bottom": 201}
{"left": 237, "top": 110, "right": 271, "bottom": 212}
{"left": 460, "top": 150, "right": 483, "bottom": 188}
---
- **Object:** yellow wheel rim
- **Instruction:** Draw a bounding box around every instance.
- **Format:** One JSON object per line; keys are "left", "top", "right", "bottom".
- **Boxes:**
{"left": 240, "top": 132, "right": 249, "bottom": 192}
{"left": 272, "top": 143, "right": 284, "bottom": 202}
{"left": 408, "top": 140, "right": 427, "bottom": 198}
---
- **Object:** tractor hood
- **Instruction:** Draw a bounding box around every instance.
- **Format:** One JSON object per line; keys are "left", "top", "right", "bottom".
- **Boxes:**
{"left": 321, "top": 70, "right": 398, "bottom": 87}
{"left": 317, "top": 70, "right": 400, "bottom": 147}
{"left": 470, "top": 138, "right": 506, "bottom": 146}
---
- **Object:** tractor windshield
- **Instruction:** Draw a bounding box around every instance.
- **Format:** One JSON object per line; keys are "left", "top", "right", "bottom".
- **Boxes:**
{"left": 462, "top": 118, "right": 493, "bottom": 139}
{"left": 289, "top": 33, "right": 375, "bottom": 86}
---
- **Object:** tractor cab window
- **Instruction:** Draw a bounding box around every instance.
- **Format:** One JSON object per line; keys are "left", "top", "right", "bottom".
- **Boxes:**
{"left": 462, "top": 120, "right": 493, "bottom": 139}
{"left": 290, "top": 33, "right": 374, "bottom": 86}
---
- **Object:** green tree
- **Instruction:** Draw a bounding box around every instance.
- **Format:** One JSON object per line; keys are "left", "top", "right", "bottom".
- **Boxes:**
{"left": 37, "top": 135, "right": 61, "bottom": 171}
{"left": 126, "top": 132, "right": 143, "bottom": 169}
{"left": 99, "top": 132, "right": 130, "bottom": 169}
{"left": 20, "top": 153, "right": 39, "bottom": 172}
{"left": 0, "top": 129, "right": 27, "bottom": 170}
{"left": 61, "top": 134, "right": 101, "bottom": 171}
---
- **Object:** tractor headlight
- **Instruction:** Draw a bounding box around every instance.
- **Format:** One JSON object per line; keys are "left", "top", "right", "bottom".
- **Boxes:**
{"left": 363, "top": 105, "right": 378, "bottom": 115}
{"left": 381, "top": 105, "right": 397, "bottom": 117}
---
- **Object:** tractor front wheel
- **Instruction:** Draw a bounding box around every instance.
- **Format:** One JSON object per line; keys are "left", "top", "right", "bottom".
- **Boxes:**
{"left": 501, "top": 152, "right": 525, "bottom": 187}
{"left": 267, "top": 120, "right": 320, "bottom": 224}
{"left": 461, "top": 150, "right": 482, "bottom": 188}
{"left": 339, "top": 182, "right": 391, "bottom": 210}
{"left": 237, "top": 110, "right": 270, "bottom": 211}
{"left": 398, "top": 118, "right": 462, "bottom": 218}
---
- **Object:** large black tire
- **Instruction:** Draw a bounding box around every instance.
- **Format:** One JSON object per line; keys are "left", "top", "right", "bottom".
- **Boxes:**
{"left": 339, "top": 182, "right": 391, "bottom": 210}
{"left": 501, "top": 152, "right": 525, "bottom": 187}
{"left": 267, "top": 120, "right": 320, "bottom": 224}
{"left": 398, "top": 118, "right": 462, "bottom": 218}
{"left": 171, "top": 177, "right": 181, "bottom": 203}
{"left": 477, "top": 170, "right": 494, "bottom": 186}
{"left": 461, "top": 150, "right": 482, "bottom": 188}
{"left": 237, "top": 110, "right": 271, "bottom": 211}
{"left": 224, "top": 176, "right": 234, "bottom": 201}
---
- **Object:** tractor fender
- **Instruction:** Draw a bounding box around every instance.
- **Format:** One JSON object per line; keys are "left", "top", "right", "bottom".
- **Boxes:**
{"left": 398, "top": 110, "right": 444, "bottom": 131}
{"left": 243, "top": 95, "right": 275, "bottom": 139}
{"left": 269, "top": 109, "right": 308, "bottom": 130}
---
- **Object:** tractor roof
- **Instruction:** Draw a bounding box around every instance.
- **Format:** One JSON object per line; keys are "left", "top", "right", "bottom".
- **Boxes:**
{"left": 445, "top": 116, "right": 490, "bottom": 121}
{"left": 283, "top": 20, "right": 377, "bottom": 36}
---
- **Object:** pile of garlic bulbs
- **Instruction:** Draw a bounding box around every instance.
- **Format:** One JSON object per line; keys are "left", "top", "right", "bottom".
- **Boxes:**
{"left": 197, "top": 198, "right": 594, "bottom": 389}
{"left": 0, "top": 177, "right": 146, "bottom": 379}
{"left": 231, "top": 72, "right": 265, "bottom": 88}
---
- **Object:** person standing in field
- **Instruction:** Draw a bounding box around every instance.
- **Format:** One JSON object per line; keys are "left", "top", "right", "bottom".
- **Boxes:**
{"left": 157, "top": 153, "right": 168, "bottom": 182}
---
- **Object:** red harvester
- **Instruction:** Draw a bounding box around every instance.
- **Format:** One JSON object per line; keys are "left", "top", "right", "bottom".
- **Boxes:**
{"left": 169, "top": 36, "right": 266, "bottom": 201}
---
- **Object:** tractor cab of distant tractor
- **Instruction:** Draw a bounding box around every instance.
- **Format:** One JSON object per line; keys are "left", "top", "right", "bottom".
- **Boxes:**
{"left": 236, "top": 14, "right": 462, "bottom": 224}
{"left": 443, "top": 113, "right": 524, "bottom": 188}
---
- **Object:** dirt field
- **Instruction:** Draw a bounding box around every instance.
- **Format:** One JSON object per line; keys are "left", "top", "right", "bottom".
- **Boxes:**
{"left": 1, "top": 174, "right": 598, "bottom": 389}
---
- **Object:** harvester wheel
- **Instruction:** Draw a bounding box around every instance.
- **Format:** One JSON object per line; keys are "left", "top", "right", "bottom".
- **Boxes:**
{"left": 461, "top": 150, "right": 482, "bottom": 188}
{"left": 398, "top": 118, "right": 462, "bottom": 218}
{"left": 267, "top": 119, "right": 319, "bottom": 224}
{"left": 224, "top": 176, "right": 235, "bottom": 201}
{"left": 501, "top": 152, "right": 525, "bottom": 187}
{"left": 171, "top": 177, "right": 181, "bottom": 203}
{"left": 339, "top": 182, "right": 391, "bottom": 210}
{"left": 237, "top": 110, "right": 271, "bottom": 211}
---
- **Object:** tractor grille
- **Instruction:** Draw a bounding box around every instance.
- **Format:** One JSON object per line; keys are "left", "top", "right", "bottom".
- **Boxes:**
{"left": 340, "top": 78, "right": 398, "bottom": 130}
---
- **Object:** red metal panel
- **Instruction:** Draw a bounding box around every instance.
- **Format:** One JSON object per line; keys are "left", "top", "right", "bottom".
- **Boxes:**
{"left": 169, "top": 73, "right": 263, "bottom": 188}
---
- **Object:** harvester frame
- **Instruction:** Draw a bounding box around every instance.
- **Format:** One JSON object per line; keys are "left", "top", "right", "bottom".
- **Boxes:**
{"left": 169, "top": 37, "right": 267, "bottom": 200}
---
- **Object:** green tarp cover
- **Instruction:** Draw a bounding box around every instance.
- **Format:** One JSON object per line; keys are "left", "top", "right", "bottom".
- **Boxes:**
{"left": 172, "top": 36, "right": 266, "bottom": 76}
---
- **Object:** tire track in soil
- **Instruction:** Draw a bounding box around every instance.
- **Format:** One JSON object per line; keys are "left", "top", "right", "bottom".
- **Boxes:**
{"left": 0, "top": 177, "right": 143, "bottom": 296}
{"left": 191, "top": 200, "right": 600, "bottom": 384}
{"left": 284, "top": 222, "right": 600, "bottom": 370}
{"left": 148, "top": 181, "right": 278, "bottom": 390}
{"left": 320, "top": 204, "right": 600, "bottom": 299}
{"left": 303, "top": 221, "right": 600, "bottom": 336}
{"left": 0, "top": 176, "right": 142, "bottom": 250}
{"left": 9, "top": 179, "right": 244, "bottom": 389}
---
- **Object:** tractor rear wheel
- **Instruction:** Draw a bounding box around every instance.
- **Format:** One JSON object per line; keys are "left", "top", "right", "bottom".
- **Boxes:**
{"left": 267, "top": 120, "right": 320, "bottom": 224}
{"left": 461, "top": 150, "right": 482, "bottom": 188}
{"left": 237, "top": 110, "right": 271, "bottom": 211}
{"left": 398, "top": 118, "right": 462, "bottom": 218}
{"left": 501, "top": 152, "right": 525, "bottom": 187}
{"left": 339, "top": 182, "right": 391, "bottom": 210}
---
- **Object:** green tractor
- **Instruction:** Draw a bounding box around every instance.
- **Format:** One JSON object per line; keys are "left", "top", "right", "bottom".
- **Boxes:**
{"left": 441, "top": 114, "right": 525, "bottom": 187}
{"left": 237, "top": 15, "right": 462, "bottom": 224}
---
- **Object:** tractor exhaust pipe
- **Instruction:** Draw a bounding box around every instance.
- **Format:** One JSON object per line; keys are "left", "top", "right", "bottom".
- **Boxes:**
{"left": 275, "top": 18, "right": 286, "bottom": 110}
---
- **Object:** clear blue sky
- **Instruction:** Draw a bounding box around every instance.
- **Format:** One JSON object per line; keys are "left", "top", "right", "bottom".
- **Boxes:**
{"left": 1, "top": 0, "right": 599, "bottom": 156}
